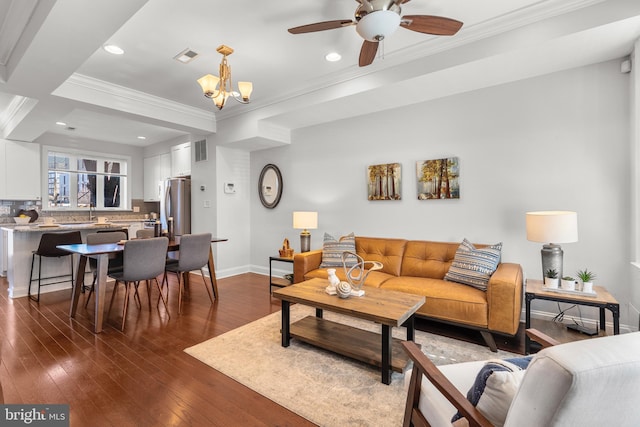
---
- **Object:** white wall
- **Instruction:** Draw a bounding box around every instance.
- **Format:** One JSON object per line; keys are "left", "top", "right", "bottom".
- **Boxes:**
{"left": 248, "top": 59, "right": 633, "bottom": 328}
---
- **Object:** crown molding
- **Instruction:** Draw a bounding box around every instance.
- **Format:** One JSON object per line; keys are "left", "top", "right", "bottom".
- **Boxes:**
{"left": 55, "top": 73, "right": 216, "bottom": 133}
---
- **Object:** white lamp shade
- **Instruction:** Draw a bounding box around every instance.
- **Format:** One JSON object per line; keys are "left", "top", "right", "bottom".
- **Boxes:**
{"left": 526, "top": 211, "right": 578, "bottom": 244}
{"left": 237, "top": 81, "right": 253, "bottom": 100}
{"left": 293, "top": 211, "right": 318, "bottom": 229}
{"left": 197, "top": 74, "right": 219, "bottom": 96}
{"left": 355, "top": 10, "right": 401, "bottom": 42}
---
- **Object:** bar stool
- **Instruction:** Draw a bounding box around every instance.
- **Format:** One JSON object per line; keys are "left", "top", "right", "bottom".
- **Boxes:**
{"left": 29, "top": 231, "right": 83, "bottom": 302}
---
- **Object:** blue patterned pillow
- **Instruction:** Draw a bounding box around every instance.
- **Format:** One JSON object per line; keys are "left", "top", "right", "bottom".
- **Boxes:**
{"left": 444, "top": 239, "right": 502, "bottom": 291}
{"left": 452, "top": 356, "right": 533, "bottom": 425}
{"left": 319, "top": 232, "right": 357, "bottom": 268}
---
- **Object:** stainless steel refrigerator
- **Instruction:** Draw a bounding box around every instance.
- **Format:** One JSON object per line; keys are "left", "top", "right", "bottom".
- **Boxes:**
{"left": 160, "top": 178, "right": 191, "bottom": 236}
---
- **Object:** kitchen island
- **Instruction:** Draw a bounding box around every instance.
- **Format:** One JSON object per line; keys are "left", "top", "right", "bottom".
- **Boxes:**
{"left": 1, "top": 222, "right": 139, "bottom": 299}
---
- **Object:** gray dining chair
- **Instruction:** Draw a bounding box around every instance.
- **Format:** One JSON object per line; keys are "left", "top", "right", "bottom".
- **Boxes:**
{"left": 162, "top": 233, "right": 215, "bottom": 314}
{"left": 29, "top": 231, "right": 83, "bottom": 302}
{"left": 107, "top": 236, "right": 169, "bottom": 331}
{"left": 136, "top": 229, "right": 155, "bottom": 239}
{"left": 84, "top": 231, "right": 127, "bottom": 308}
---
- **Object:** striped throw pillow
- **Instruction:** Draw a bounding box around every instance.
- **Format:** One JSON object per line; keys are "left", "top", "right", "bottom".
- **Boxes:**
{"left": 444, "top": 239, "right": 502, "bottom": 291}
{"left": 319, "top": 232, "right": 357, "bottom": 268}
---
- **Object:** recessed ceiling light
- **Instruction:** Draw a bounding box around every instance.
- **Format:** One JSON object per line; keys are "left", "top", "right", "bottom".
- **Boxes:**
{"left": 103, "top": 44, "right": 124, "bottom": 55}
{"left": 55, "top": 121, "right": 67, "bottom": 126}
{"left": 325, "top": 52, "right": 342, "bottom": 62}
{"left": 137, "top": 136, "right": 146, "bottom": 140}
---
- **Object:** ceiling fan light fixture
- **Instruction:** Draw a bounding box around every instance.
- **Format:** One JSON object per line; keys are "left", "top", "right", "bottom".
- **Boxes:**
{"left": 356, "top": 10, "right": 401, "bottom": 42}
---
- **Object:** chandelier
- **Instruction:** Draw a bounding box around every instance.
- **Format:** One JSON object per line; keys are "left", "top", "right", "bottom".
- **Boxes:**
{"left": 196, "top": 45, "right": 253, "bottom": 110}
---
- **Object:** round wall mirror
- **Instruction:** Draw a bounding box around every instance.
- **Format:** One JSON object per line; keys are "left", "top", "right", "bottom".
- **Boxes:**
{"left": 258, "top": 164, "right": 283, "bottom": 208}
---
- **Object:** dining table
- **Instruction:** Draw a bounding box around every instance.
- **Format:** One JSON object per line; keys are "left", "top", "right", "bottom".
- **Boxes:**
{"left": 57, "top": 236, "right": 227, "bottom": 333}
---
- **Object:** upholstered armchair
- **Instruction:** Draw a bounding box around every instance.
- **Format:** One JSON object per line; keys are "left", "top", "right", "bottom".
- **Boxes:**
{"left": 403, "top": 330, "right": 640, "bottom": 427}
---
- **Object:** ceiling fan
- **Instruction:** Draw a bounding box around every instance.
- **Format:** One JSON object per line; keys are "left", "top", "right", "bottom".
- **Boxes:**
{"left": 288, "top": 0, "right": 463, "bottom": 67}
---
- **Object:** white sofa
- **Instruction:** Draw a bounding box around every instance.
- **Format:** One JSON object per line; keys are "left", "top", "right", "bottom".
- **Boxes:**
{"left": 403, "top": 331, "right": 640, "bottom": 427}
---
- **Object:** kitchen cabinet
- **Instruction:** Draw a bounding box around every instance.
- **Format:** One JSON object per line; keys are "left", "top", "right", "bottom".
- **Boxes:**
{"left": 143, "top": 153, "right": 170, "bottom": 201}
{"left": 171, "top": 142, "right": 191, "bottom": 177}
{"left": 0, "top": 140, "right": 41, "bottom": 200}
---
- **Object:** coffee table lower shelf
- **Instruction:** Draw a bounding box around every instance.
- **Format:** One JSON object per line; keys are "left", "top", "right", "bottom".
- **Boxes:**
{"left": 290, "top": 316, "right": 412, "bottom": 373}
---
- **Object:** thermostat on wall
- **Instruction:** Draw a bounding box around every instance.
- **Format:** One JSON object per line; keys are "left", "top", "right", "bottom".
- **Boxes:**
{"left": 224, "top": 182, "right": 236, "bottom": 194}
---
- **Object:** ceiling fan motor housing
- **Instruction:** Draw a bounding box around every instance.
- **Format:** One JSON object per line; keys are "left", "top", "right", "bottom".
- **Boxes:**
{"left": 355, "top": 1, "right": 402, "bottom": 41}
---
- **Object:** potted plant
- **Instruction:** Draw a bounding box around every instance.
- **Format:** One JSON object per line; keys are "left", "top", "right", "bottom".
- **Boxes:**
{"left": 561, "top": 276, "right": 577, "bottom": 291}
{"left": 576, "top": 269, "right": 596, "bottom": 293}
{"left": 544, "top": 269, "right": 559, "bottom": 288}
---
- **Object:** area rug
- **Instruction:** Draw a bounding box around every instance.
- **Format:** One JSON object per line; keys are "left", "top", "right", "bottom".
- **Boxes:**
{"left": 184, "top": 305, "right": 518, "bottom": 427}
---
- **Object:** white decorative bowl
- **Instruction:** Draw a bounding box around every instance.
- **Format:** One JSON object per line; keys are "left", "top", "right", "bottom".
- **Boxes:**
{"left": 13, "top": 217, "right": 30, "bottom": 224}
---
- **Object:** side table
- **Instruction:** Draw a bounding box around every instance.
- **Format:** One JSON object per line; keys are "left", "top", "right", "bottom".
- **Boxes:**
{"left": 269, "top": 256, "right": 294, "bottom": 293}
{"left": 525, "top": 279, "right": 620, "bottom": 354}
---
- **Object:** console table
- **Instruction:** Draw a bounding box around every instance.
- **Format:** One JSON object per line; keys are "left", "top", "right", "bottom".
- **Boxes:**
{"left": 269, "top": 255, "right": 294, "bottom": 293}
{"left": 525, "top": 279, "right": 620, "bottom": 354}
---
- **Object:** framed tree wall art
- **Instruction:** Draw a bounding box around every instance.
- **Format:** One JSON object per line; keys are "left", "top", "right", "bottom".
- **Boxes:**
{"left": 416, "top": 157, "right": 460, "bottom": 200}
{"left": 367, "top": 163, "right": 401, "bottom": 200}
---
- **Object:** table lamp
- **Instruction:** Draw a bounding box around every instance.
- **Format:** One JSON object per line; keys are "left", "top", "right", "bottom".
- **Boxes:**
{"left": 526, "top": 211, "right": 578, "bottom": 280}
{"left": 293, "top": 211, "right": 318, "bottom": 253}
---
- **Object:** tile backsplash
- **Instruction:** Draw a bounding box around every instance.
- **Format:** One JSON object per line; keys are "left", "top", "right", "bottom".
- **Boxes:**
{"left": 0, "top": 199, "right": 160, "bottom": 224}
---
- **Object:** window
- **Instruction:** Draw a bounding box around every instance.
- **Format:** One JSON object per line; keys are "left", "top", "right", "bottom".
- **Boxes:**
{"left": 45, "top": 148, "right": 129, "bottom": 210}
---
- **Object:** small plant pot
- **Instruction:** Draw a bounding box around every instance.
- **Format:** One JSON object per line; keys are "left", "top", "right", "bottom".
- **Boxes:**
{"left": 544, "top": 277, "right": 559, "bottom": 288}
{"left": 582, "top": 282, "right": 594, "bottom": 293}
{"left": 561, "top": 279, "right": 577, "bottom": 291}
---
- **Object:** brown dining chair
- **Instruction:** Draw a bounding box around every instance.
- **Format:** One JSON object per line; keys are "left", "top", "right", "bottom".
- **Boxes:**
{"left": 29, "top": 231, "right": 83, "bottom": 302}
{"left": 107, "top": 237, "right": 169, "bottom": 331}
{"left": 84, "top": 230, "right": 127, "bottom": 308}
{"left": 162, "top": 233, "right": 215, "bottom": 314}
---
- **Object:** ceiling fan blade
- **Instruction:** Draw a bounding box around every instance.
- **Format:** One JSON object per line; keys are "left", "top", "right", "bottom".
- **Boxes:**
{"left": 288, "top": 19, "right": 354, "bottom": 34}
{"left": 400, "top": 15, "right": 463, "bottom": 36}
{"left": 359, "top": 40, "right": 378, "bottom": 67}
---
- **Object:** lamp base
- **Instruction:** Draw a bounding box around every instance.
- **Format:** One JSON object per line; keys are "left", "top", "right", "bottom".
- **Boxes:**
{"left": 541, "top": 244, "right": 564, "bottom": 280}
{"left": 300, "top": 231, "right": 311, "bottom": 253}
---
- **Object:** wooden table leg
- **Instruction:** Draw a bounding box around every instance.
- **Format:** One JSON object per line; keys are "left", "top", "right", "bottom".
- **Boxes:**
{"left": 94, "top": 253, "right": 109, "bottom": 333}
{"left": 69, "top": 255, "right": 87, "bottom": 318}
{"left": 207, "top": 246, "right": 219, "bottom": 300}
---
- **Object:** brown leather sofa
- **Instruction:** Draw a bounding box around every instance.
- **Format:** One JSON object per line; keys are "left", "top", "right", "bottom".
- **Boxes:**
{"left": 293, "top": 236, "right": 523, "bottom": 351}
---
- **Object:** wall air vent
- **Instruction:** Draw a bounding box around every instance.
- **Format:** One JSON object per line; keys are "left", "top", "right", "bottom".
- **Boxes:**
{"left": 194, "top": 139, "right": 207, "bottom": 162}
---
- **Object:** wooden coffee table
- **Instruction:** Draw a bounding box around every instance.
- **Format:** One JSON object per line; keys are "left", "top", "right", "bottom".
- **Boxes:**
{"left": 272, "top": 278, "right": 425, "bottom": 384}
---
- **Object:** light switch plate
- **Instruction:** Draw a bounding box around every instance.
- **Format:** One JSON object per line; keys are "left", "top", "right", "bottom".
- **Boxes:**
{"left": 203, "top": 200, "right": 211, "bottom": 208}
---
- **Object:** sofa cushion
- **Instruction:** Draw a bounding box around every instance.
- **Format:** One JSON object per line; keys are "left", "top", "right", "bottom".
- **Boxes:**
{"left": 452, "top": 357, "right": 532, "bottom": 426}
{"left": 355, "top": 236, "right": 407, "bottom": 276}
{"left": 319, "top": 232, "right": 357, "bottom": 268}
{"left": 400, "top": 240, "right": 460, "bottom": 279}
{"left": 382, "top": 276, "right": 488, "bottom": 327}
{"left": 444, "top": 239, "right": 502, "bottom": 291}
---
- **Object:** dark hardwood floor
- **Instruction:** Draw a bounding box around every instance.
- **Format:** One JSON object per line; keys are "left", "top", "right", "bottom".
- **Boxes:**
{"left": 1, "top": 270, "right": 558, "bottom": 426}
{"left": 0, "top": 272, "right": 315, "bottom": 427}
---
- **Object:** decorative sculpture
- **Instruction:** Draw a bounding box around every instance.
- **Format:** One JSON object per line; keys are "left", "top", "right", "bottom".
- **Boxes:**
{"left": 341, "top": 251, "right": 383, "bottom": 297}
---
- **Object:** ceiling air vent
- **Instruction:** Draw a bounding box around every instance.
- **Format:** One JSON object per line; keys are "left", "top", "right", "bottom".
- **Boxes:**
{"left": 173, "top": 48, "right": 199, "bottom": 64}
{"left": 194, "top": 139, "right": 207, "bottom": 162}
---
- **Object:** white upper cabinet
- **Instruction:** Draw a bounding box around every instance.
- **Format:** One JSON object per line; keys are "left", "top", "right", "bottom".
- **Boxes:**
{"left": 143, "top": 153, "right": 170, "bottom": 201}
{"left": 0, "top": 140, "right": 41, "bottom": 200}
{"left": 171, "top": 142, "right": 191, "bottom": 177}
